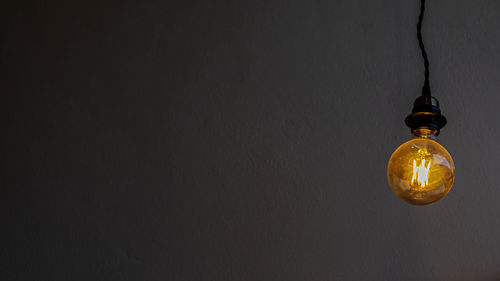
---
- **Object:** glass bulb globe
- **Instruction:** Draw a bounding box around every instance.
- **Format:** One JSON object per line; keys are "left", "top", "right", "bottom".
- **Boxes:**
{"left": 387, "top": 129, "right": 455, "bottom": 205}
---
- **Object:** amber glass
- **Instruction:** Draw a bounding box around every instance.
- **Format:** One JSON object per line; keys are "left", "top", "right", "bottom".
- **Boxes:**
{"left": 387, "top": 129, "right": 455, "bottom": 205}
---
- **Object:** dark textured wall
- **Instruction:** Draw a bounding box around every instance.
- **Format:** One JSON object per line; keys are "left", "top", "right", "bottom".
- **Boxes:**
{"left": 2, "top": 0, "right": 500, "bottom": 280}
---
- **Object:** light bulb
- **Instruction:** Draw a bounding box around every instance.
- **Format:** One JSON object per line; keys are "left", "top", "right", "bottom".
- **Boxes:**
{"left": 387, "top": 128, "right": 455, "bottom": 205}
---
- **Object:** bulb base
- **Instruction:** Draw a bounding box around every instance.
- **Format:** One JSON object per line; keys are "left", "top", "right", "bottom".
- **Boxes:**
{"left": 405, "top": 95, "right": 447, "bottom": 136}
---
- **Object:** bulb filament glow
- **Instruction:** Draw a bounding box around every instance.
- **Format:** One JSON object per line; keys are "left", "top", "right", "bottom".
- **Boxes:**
{"left": 412, "top": 159, "right": 431, "bottom": 187}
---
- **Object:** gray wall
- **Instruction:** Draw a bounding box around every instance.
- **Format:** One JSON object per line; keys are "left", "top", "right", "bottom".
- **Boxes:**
{"left": 2, "top": 0, "right": 500, "bottom": 280}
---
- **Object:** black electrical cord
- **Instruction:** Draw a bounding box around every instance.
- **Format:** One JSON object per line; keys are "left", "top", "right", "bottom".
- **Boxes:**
{"left": 417, "top": 0, "right": 431, "bottom": 96}
{"left": 405, "top": 0, "right": 447, "bottom": 134}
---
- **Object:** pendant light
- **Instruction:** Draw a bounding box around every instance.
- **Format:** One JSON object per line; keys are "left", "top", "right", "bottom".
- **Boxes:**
{"left": 387, "top": 0, "right": 455, "bottom": 205}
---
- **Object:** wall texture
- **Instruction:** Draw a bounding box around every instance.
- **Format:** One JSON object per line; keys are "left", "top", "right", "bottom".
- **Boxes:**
{"left": 2, "top": 0, "right": 500, "bottom": 280}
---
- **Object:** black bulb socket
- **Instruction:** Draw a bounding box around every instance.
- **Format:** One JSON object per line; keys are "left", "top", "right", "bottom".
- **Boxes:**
{"left": 405, "top": 88, "right": 447, "bottom": 136}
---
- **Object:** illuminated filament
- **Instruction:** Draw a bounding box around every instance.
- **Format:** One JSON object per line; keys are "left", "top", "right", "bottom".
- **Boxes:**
{"left": 411, "top": 159, "right": 431, "bottom": 187}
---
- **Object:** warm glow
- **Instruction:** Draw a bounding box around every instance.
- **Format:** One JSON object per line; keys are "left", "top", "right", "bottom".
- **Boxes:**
{"left": 411, "top": 159, "right": 431, "bottom": 188}
{"left": 387, "top": 138, "right": 454, "bottom": 205}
